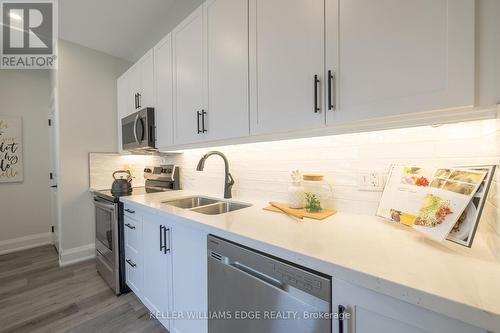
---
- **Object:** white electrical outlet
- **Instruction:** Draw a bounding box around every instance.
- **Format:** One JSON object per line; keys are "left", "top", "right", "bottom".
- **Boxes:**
{"left": 358, "top": 172, "right": 385, "bottom": 191}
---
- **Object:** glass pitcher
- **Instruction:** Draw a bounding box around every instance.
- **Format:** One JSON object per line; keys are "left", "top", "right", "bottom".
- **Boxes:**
{"left": 302, "top": 174, "right": 333, "bottom": 210}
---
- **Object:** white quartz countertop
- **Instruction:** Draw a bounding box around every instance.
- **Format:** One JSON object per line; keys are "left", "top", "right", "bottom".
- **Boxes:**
{"left": 120, "top": 190, "right": 500, "bottom": 332}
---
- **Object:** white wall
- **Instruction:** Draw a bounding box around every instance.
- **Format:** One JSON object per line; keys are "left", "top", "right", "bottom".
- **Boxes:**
{"left": 57, "top": 40, "right": 131, "bottom": 263}
{"left": 0, "top": 70, "right": 52, "bottom": 252}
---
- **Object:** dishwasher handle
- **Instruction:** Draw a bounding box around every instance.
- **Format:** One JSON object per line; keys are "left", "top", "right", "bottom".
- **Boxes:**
{"left": 231, "top": 262, "right": 286, "bottom": 292}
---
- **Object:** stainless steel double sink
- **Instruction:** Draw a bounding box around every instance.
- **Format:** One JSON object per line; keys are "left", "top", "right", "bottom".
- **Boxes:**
{"left": 162, "top": 196, "right": 252, "bottom": 215}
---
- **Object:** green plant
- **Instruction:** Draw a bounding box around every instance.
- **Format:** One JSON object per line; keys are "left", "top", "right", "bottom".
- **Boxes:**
{"left": 305, "top": 192, "right": 322, "bottom": 213}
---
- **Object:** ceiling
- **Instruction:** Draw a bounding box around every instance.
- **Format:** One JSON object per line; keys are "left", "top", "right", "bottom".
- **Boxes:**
{"left": 59, "top": 0, "right": 203, "bottom": 63}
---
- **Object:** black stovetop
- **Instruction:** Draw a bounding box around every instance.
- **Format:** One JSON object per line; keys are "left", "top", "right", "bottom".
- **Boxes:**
{"left": 93, "top": 186, "right": 174, "bottom": 203}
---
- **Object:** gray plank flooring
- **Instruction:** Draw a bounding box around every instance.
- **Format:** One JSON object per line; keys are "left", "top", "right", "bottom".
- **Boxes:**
{"left": 0, "top": 245, "right": 167, "bottom": 333}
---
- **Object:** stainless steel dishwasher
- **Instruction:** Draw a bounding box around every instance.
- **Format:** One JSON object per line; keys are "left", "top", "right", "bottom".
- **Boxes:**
{"left": 207, "top": 235, "right": 332, "bottom": 333}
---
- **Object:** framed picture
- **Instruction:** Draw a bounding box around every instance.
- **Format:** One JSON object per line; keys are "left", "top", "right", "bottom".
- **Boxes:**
{"left": 0, "top": 115, "right": 23, "bottom": 183}
{"left": 447, "top": 165, "right": 496, "bottom": 248}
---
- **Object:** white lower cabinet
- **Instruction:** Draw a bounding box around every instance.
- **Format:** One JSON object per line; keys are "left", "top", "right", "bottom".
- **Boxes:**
{"left": 124, "top": 204, "right": 207, "bottom": 333}
{"left": 124, "top": 203, "right": 486, "bottom": 333}
{"left": 332, "top": 278, "right": 486, "bottom": 333}
{"left": 169, "top": 220, "right": 208, "bottom": 333}
{"left": 123, "top": 214, "right": 142, "bottom": 295}
{"left": 141, "top": 212, "right": 173, "bottom": 331}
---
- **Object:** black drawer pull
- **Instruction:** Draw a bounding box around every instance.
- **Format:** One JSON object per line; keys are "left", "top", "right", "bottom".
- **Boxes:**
{"left": 124, "top": 209, "right": 135, "bottom": 214}
{"left": 125, "top": 223, "right": 136, "bottom": 230}
{"left": 328, "top": 70, "right": 336, "bottom": 111}
{"left": 314, "top": 75, "right": 320, "bottom": 113}
{"left": 126, "top": 259, "right": 137, "bottom": 268}
{"left": 163, "top": 226, "right": 170, "bottom": 253}
{"left": 201, "top": 109, "right": 207, "bottom": 133}
{"left": 197, "top": 111, "right": 202, "bottom": 134}
{"left": 160, "top": 225, "right": 165, "bottom": 252}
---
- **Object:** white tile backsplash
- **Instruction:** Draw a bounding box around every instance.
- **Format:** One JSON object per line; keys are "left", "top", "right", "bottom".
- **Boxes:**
{"left": 89, "top": 153, "right": 165, "bottom": 190}
{"left": 166, "top": 118, "right": 500, "bottom": 256}
{"left": 90, "top": 118, "right": 500, "bottom": 257}
{"left": 173, "top": 119, "right": 499, "bottom": 213}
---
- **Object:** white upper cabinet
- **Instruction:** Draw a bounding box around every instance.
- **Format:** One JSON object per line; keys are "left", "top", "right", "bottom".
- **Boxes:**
{"left": 116, "top": 49, "right": 155, "bottom": 153}
{"left": 203, "top": 0, "right": 249, "bottom": 141}
{"left": 128, "top": 63, "right": 141, "bottom": 112}
{"left": 154, "top": 34, "right": 174, "bottom": 148}
{"left": 172, "top": 1, "right": 249, "bottom": 146}
{"left": 128, "top": 50, "right": 155, "bottom": 113}
{"left": 139, "top": 50, "right": 155, "bottom": 109}
{"left": 172, "top": 6, "right": 206, "bottom": 145}
{"left": 249, "top": 0, "right": 326, "bottom": 135}
{"left": 118, "top": 0, "right": 478, "bottom": 150}
{"left": 326, "top": 0, "right": 475, "bottom": 124}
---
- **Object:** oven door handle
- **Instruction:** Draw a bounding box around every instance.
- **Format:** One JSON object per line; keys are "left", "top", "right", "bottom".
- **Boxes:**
{"left": 93, "top": 198, "right": 116, "bottom": 212}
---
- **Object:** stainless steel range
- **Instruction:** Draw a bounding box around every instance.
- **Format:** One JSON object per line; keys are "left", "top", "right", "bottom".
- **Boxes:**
{"left": 92, "top": 164, "right": 180, "bottom": 294}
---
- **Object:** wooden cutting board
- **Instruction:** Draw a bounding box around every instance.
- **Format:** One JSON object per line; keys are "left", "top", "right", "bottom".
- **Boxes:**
{"left": 264, "top": 202, "right": 336, "bottom": 220}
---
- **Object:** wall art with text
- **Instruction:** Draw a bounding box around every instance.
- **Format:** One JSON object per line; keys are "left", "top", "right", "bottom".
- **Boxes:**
{"left": 0, "top": 116, "right": 23, "bottom": 183}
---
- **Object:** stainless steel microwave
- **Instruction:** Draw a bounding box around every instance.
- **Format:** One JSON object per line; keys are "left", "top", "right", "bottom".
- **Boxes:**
{"left": 121, "top": 108, "right": 155, "bottom": 151}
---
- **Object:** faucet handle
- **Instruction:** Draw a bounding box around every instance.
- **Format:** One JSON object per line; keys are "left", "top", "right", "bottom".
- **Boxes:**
{"left": 227, "top": 173, "right": 235, "bottom": 186}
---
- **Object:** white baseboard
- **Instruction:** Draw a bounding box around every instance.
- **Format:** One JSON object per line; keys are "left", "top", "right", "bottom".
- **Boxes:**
{"left": 0, "top": 232, "right": 53, "bottom": 255}
{"left": 59, "top": 243, "right": 95, "bottom": 267}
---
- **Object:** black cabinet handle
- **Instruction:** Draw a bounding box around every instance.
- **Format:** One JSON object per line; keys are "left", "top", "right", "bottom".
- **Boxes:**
{"left": 163, "top": 226, "right": 170, "bottom": 254}
{"left": 126, "top": 259, "right": 136, "bottom": 268}
{"left": 338, "top": 305, "right": 346, "bottom": 333}
{"left": 314, "top": 75, "right": 320, "bottom": 113}
{"left": 134, "top": 93, "right": 137, "bottom": 109}
{"left": 328, "top": 70, "right": 335, "bottom": 111}
{"left": 197, "top": 111, "right": 201, "bottom": 134}
{"left": 138, "top": 93, "right": 141, "bottom": 109}
{"left": 125, "top": 208, "right": 135, "bottom": 214}
{"left": 201, "top": 109, "right": 207, "bottom": 133}
{"left": 160, "top": 225, "right": 165, "bottom": 252}
{"left": 124, "top": 223, "right": 136, "bottom": 230}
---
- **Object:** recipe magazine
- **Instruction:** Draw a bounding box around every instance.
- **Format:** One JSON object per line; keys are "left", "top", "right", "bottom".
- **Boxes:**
{"left": 447, "top": 165, "right": 496, "bottom": 247}
{"left": 376, "top": 166, "right": 487, "bottom": 242}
